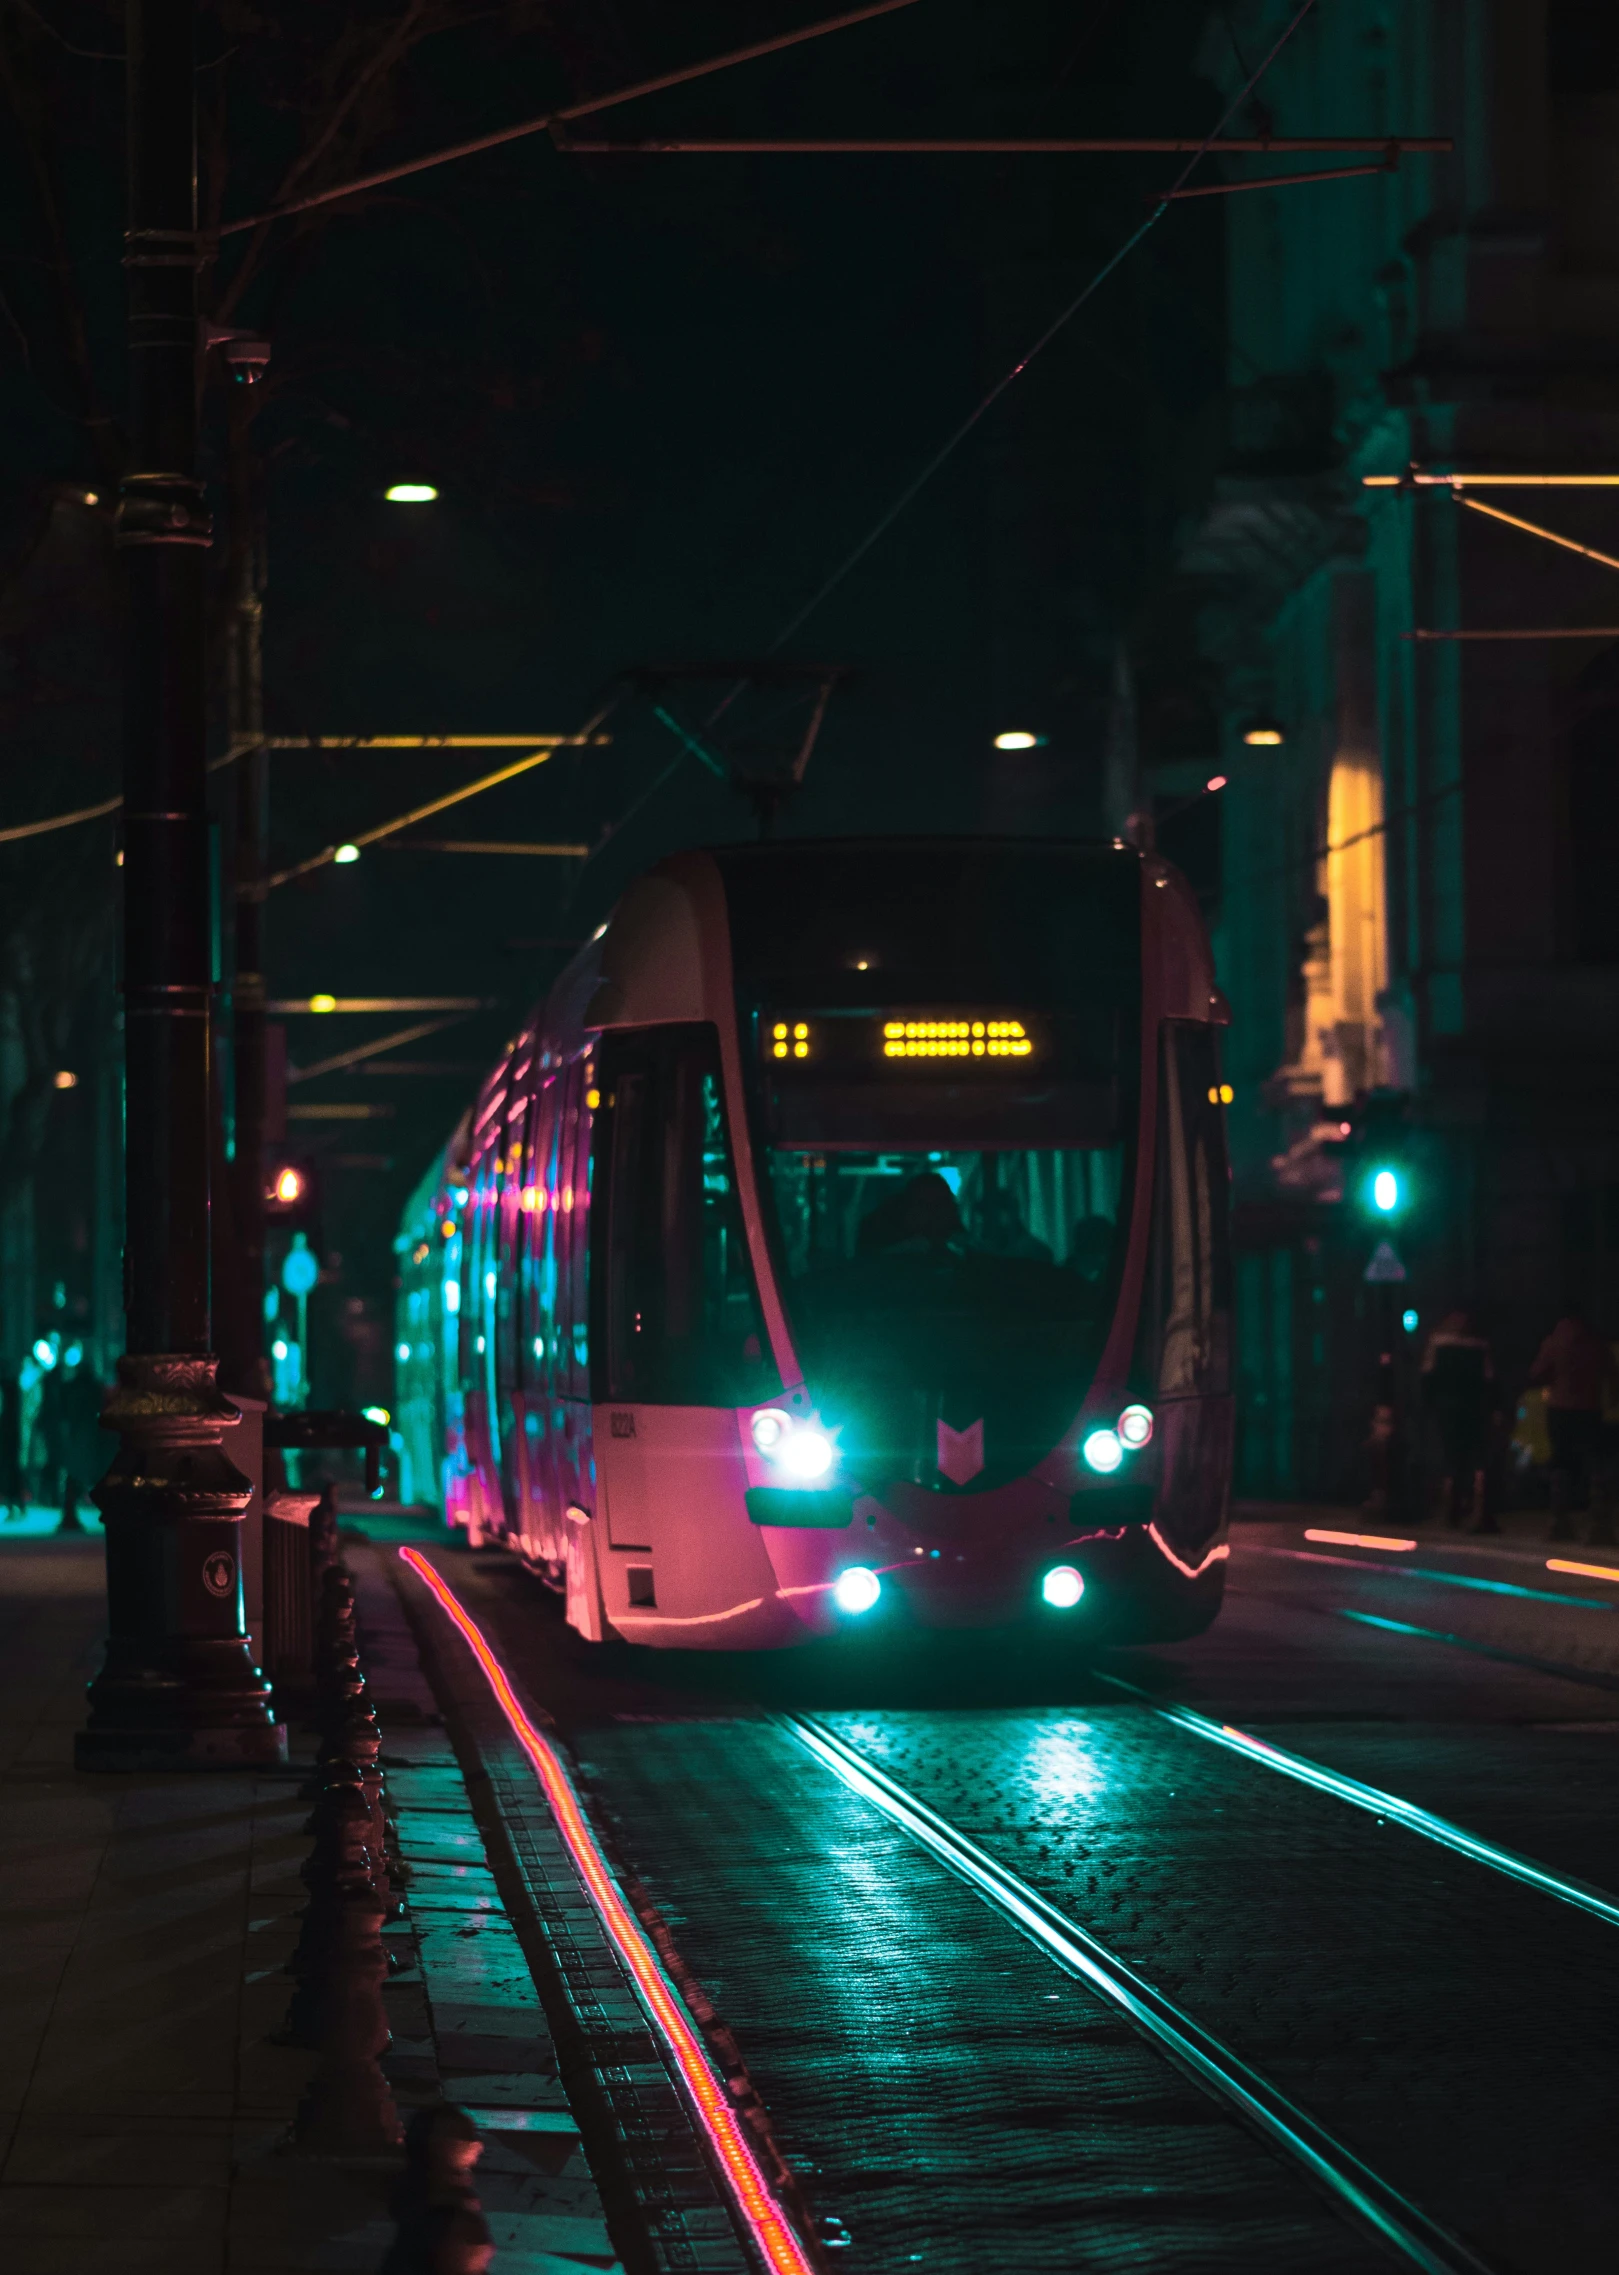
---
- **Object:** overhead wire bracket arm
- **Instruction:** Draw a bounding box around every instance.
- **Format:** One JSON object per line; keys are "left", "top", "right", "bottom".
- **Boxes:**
{"left": 262, "top": 696, "right": 619, "bottom": 892}
{"left": 1450, "top": 492, "right": 1619, "bottom": 575}
{"left": 1160, "top": 160, "right": 1390, "bottom": 198}
{"left": 288, "top": 1017, "right": 467, "bottom": 1086}
{"left": 565, "top": 135, "right": 1450, "bottom": 157}
{"left": 217, "top": 0, "right": 920, "bottom": 236}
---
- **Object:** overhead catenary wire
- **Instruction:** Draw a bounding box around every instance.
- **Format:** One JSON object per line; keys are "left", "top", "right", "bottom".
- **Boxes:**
{"left": 589, "top": 0, "right": 1326, "bottom": 845}
{"left": 0, "top": 732, "right": 610, "bottom": 851}
{"left": 0, "top": 792, "right": 120, "bottom": 846}
{"left": 259, "top": 695, "right": 620, "bottom": 892}
{"left": 756, "top": 0, "right": 1323, "bottom": 660}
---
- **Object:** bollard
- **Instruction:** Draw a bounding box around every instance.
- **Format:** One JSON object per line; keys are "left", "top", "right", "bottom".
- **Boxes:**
{"left": 287, "top": 1754, "right": 400, "bottom": 2152}
{"left": 289, "top": 1870, "right": 400, "bottom": 2155}
{"left": 283, "top": 1517, "right": 402, "bottom": 2155}
{"left": 382, "top": 2107, "right": 494, "bottom": 2275}
{"left": 286, "top": 1759, "right": 386, "bottom": 2041}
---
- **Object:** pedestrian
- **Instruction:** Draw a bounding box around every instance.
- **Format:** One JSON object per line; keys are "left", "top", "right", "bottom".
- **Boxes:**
{"left": 57, "top": 1357, "right": 109, "bottom": 1533}
{"left": 1527, "top": 1304, "right": 1619, "bottom": 1544}
{"left": 0, "top": 1369, "right": 19, "bottom": 1521}
{"left": 1420, "top": 1308, "right": 1498, "bottom": 1532}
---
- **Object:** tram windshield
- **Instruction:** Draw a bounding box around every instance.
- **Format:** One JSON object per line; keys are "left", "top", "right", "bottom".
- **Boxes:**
{"left": 718, "top": 840, "right": 1144, "bottom": 1489}
{"left": 761, "top": 1144, "right": 1129, "bottom": 1490}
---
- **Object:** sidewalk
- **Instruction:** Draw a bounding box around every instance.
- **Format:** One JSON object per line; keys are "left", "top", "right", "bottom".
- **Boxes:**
{"left": 0, "top": 1523, "right": 621, "bottom": 2275}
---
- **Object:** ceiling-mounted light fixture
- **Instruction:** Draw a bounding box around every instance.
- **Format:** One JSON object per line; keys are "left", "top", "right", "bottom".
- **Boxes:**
{"left": 1242, "top": 720, "right": 1284, "bottom": 747}
{"left": 993, "top": 730, "right": 1046, "bottom": 751}
{"left": 385, "top": 482, "right": 438, "bottom": 503}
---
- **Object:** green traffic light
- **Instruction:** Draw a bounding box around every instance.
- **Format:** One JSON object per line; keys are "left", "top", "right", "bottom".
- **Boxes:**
{"left": 1371, "top": 1167, "right": 1399, "bottom": 1213}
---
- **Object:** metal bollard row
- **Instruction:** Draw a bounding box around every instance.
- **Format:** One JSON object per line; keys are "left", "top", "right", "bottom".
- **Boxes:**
{"left": 285, "top": 1547, "right": 403, "bottom": 2156}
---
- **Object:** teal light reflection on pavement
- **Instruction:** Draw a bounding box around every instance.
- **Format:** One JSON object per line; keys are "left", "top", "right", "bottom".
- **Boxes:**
{"left": 1397, "top": 1565, "right": 1613, "bottom": 1612}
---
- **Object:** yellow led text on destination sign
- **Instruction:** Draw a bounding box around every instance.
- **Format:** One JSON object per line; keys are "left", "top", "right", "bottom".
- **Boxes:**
{"left": 882, "top": 1019, "right": 1032, "bottom": 1060}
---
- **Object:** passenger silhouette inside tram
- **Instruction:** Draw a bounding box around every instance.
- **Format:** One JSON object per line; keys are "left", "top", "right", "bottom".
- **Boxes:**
{"left": 976, "top": 1186, "right": 1053, "bottom": 1263}
{"left": 857, "top": 1170, "right": 965, "bottom": 1257}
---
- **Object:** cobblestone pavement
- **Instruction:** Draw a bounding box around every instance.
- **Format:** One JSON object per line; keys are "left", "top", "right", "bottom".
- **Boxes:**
{"left": 416, "top": 1508, "right": 1619, "bottom": 2275}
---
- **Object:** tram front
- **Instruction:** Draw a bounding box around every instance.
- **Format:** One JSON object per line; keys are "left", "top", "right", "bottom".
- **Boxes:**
{"left": 719, "top": 837, "right": 1234, "bottom": 1642}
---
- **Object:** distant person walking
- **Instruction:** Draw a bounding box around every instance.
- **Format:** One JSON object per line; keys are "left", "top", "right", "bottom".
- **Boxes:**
{"left": 1528, "top": 1306, "right": 1619, "bottom": 1544}
{"left": 1421, "top": 1310, "right": 1497, "bottom": 1532}
{"left": 0, "top": 1370, "right": 19, "bottom": 1521}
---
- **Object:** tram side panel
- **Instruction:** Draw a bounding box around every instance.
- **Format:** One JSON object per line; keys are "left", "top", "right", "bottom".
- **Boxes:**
{"left": 587, "top": 1022, "right": 796, "bottom": 1645}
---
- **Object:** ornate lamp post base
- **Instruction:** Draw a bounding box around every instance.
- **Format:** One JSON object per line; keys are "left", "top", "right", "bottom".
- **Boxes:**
{"left": 76, "top": 1355, "right": 287, "bottom": 1773}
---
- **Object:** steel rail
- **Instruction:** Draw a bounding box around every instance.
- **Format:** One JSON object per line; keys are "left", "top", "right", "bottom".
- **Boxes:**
{"left": 783, "top": 1712, "right": 1497, "bottom": 2275}
{"left": 1093, "top": 1673, "right": 1619, "bottom": 1932}
{"left": 399, "top": 1550, "right": 817, "bottom": 2275}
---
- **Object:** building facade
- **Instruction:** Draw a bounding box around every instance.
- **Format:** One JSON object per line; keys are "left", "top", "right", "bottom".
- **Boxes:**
{"left": 1180, "top": 1, "right": 1619, "bottom": 1495}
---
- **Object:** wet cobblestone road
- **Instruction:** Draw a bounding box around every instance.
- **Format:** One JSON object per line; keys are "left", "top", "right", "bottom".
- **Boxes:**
{"left": 421, "top": 1515, "right": 1619, "bottom": 2274}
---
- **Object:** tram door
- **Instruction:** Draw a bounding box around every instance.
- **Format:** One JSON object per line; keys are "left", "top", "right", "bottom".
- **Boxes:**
{"left": 592, "top": 1025, "right": 778, "bottom": 1609}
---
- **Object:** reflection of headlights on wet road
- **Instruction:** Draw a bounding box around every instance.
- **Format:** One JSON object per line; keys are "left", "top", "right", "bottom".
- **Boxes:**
{"left": 833, "top": 1566, "right": 881, "bottom": 1615}
{"left": 1082, "top": 1428, "right": 1123, "bottom": 1474}
{"left": 1041, "top": 1566, "right": 1085, "bottom": 1609}
{"left": 751, "top": 1408, "right": 835, "bottom": 1480}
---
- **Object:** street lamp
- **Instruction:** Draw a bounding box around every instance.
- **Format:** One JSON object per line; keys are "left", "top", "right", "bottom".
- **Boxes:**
{"left": 78, "top": 0, "right": 281, "bottom": 1769}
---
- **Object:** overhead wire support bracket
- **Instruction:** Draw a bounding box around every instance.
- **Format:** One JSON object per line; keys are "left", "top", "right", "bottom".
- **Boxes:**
{"left": 564, "top": 135, "right": 1450, "bottom": 158}
{"left": 215, "top": 0, "right": 922, "bottom": 236}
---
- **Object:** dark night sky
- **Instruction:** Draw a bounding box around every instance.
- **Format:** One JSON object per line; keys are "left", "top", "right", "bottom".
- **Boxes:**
{"left": 0, "top": 0, "right": 1225, "bottom": 1395}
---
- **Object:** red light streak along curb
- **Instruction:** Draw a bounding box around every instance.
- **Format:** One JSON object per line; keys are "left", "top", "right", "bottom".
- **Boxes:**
{"left": 397, "top": 1547, "right": 815, "bottom": 2275}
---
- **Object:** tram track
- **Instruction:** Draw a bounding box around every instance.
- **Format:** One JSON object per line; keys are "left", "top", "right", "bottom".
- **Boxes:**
{"left": 783, "top": 1713, "right": 1496, "bottom": 2275}
{"left": 405, "top": 1543, "right": 1619, "bottom": 2273}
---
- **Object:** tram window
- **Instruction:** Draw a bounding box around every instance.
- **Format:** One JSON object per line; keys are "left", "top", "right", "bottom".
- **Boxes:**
{"left": 1154, "top": 1023, "right": 1233, "bottom": 1399}
{"left": 595, "top": 1025, "right": 777, "bottom": 1406}
{"left": 764, "top": 1148, "right": 1125, "bottom": 1285}
{"left": 759, "top": 1144, "right": 1128, "bottom": 1489}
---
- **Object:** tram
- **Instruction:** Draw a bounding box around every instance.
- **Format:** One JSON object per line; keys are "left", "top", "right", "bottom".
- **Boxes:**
{"left": 395, "top": 838, "right": 1234, "bottom": 1647}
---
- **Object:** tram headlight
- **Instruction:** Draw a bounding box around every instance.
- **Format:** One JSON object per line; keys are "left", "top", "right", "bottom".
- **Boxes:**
{"left": 1117, "top": 1404, "right": 1154, "bottom": 1450}
{"left": 833, "top": 1566, "right": 881, "bottom": 1615}
{"left": 779, "top": 1426, "right": 834, "bottom": 1481}
{"left": 1042, "top": 1565, "right": 1085, "bottom": 1610}
{"left": 751, "top": 1407, "right": 835, "bottom": 1482}
{"left": 1082, "top": 1428, "right": 1123, "bottom": 1475}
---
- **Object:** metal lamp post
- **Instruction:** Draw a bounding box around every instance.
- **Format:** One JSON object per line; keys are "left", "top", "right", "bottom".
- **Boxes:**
{"left": 77, "top": 0, "right": 282, "bottom": 1769}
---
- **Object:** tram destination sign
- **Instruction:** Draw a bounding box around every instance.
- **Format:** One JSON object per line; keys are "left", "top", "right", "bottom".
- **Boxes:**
{"left": 764, "top": 1011, "right": 1041, "bottom": 1070}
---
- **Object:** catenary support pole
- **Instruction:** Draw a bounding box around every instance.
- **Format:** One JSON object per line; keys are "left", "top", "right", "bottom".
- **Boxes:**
{"left": 78, "top": 0, "right": 283, "bottom": 1770}
{"left": 220, "top": 378, "right": 272, "bottom": 1401}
